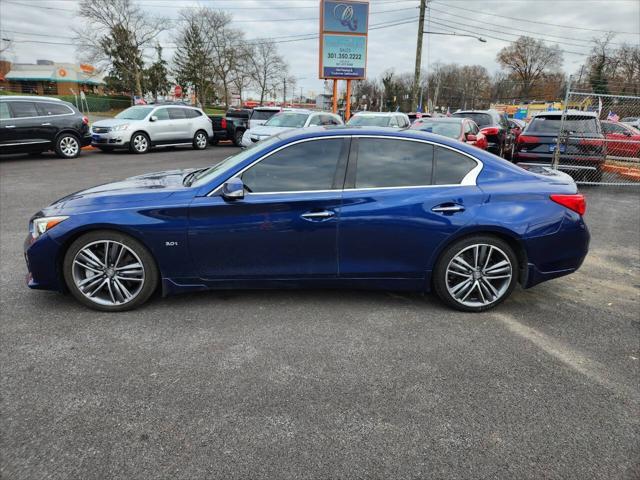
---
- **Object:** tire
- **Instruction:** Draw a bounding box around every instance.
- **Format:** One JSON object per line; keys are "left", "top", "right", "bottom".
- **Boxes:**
{"left": 63, "top": 230, "right": 159, "bottom": 312}
{"left": 98, "top": 146, "right": 114, "bottom": 153}
{"left": 233, "top": 129, "right": 245, "bottom": 147}
{"left": 55, "top": 133, "right": 81, "bottom": 159}
{"left": 129, "top": 132, "right": 150, "bottom": 154}
{"left": 193, "top": 130, "right": 209, "bottom": 150}
{"left": 433, "top": 235, "right": 518, "bottom": 312}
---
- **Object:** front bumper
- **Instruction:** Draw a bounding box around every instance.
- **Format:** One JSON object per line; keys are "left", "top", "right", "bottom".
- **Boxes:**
{"left": 91, "top": 130, "right": 133, "bottom": 148}
{"left": 24, "top": 233, "right": 65, "bottom": 292}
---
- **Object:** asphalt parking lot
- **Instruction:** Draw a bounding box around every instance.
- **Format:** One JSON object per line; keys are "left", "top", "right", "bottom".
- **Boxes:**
{"left": 1, "top": 146, "right": 639, "bottom": 479}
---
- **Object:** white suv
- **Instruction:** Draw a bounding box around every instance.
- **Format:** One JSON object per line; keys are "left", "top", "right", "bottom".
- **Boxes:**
{"left": 346, "top": 111, "right": 411, "bottom": 129}
{"left": 91, "top": 104, "right": 214, "bottom": 154}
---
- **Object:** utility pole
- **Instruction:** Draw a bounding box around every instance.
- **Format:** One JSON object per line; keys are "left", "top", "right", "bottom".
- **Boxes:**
{"left": 283, "top": 77, "right": 287, "bottom": 107}
{"left": 411, "top": 0, "right": 427, "bottom": 112}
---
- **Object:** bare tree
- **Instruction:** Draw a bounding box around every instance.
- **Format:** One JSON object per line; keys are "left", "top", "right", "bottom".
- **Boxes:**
{"left": 230, "top": 45, "right": 254, "bottom": 106}
{"left": 248, "top": 40, "right": 286, "bottom": 106}
{"left": 76, "top": 0, "right": 165, "bottom": 96}
{"left": 496, "top": 36, "right": 563, "bottom": 99}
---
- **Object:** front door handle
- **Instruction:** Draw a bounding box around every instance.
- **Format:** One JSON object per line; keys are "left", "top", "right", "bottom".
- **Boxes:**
{"left": 41, "top": 122, "right": 52, "bottom": 126}
{"left": 301, "top": 210, "right": 335, "bottom": 221}
{"left": 5, "top": 125, "right": 16, "bottom": 128}
{"left": 432, "top": 204, "right": 465, "bottom": 213}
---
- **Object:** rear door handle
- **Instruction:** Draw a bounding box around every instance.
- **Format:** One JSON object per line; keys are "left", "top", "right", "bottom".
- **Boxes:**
{"left": 41, "top": 123, "right": 51, "bottom": 126}
{"left": 432, "top": 204, "right": 465, "bottom": 213}
{"left": 301, "top": 210, "right": 335, "bottom": 221}
{"left": 5, "top": 125, "right": 15, "bottom": 128}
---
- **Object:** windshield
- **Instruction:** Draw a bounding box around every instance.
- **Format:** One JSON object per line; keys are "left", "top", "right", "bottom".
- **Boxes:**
{"left": 265, "top": 112, "right": 308, "bottom": 128}
{"left": 190, "top": 135, "right": 284, "bottom": 188}
{"left": 347, "top": 115, "right": 391, "bottom": 127}
{"left": 413, "top": 121, "right": 461, "bottom": 138}
{"left": 527, "top": 116, "right": 600, "bottom": 134}
{"left": 251, "top": 109, "right": 279, "bottom": 120}
{"left": 115, "top": 106, "right": 154, "bottom": 120}
{"left": 452, "top": 112, "right": 492, "bottom": 127}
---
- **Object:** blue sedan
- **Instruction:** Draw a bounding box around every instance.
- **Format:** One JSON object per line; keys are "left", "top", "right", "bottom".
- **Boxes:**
{"left": 24, "top": 127, "right": 589, "bottom": 312}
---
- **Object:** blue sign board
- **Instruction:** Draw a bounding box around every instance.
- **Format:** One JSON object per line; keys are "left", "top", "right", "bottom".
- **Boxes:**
{"left": 322, "top": 1, "right": 369, "bottom": 34}
{"left": 321, "top": 34, "right": 367, "bottom": 78}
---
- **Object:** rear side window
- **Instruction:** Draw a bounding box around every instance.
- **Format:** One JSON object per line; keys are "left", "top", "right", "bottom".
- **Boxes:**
{"left": 185, "top": 109, "right": 202, "bottom": 118}
{"left": 242, "top": 138, "right": 345, "bottom": 193}
{"left": 354, "top": 138, "right": 433, "bottom": 188}
{"left": 9, "top": 101, "right": 39, "bottom": 118}
{"left": 251, "top": 110, "right": 278, "bottom": 121}
{"left": 527, "top": 116, "right": 599, "bottom": 134}
{"left": 0, "top": 102, "right": 10, "bottom": 120}
{"left": 168, "top": 108, "right": 187, "bottom": 120}
{"left": 452, "top": 112, "right": 492, "bottom": 128}
{"left": 36, "top": 102, "right": 72, "bottom": 116}
{"left": 434, "top": 147, "right": 477, "bottom": 185}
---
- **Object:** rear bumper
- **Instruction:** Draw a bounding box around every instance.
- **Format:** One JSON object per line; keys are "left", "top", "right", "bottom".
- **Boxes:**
{"left": 514, "top": 152, "right": 605, "bottom": 169}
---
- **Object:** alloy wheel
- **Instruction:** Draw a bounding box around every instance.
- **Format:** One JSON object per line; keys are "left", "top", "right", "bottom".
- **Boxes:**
{"left": 445, "top": 243, "right": 513, "bottom": 308}
{"left": 133, "top": 134, "right": 148, "bottom": 153}
{"left": 72, "top": 240, "right": 145, "bottom": 306}
{"left": 59, "top": 136, "right": 79, "bottom": 157}
{"left": 195, "top": 132, "right": 207, "bottom": 149}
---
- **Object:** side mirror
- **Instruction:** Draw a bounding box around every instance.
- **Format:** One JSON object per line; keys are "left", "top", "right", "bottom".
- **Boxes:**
{"left": 466, "top": 133, "right": 477, "bottom": 142}
{"left": 149, "top": 115, "right": 158, "bottom": 122}
{"left": 222, "top": 177, "right": 245, "bottom": 200}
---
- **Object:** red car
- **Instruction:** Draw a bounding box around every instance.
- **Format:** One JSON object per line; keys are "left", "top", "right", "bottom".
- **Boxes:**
{"left": 410, "top": 117, "right": 488, "bottom": 150}
{"left": 601, "top": 120, "right": 640, "bottom": 158}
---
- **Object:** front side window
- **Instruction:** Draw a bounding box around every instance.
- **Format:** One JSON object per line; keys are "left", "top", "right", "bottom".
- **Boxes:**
{"left": 602, "top": 122, "right": 626, "bottom": 134}
{"left": 116, "top": 107, "right": 153, "bottom": 120}
{"left": 308, "top": 115, "right": 322, "bottom": 126}
{"left": 153, "top": 108, "right": 170, "bottom": 120}
{"left": 9, "top": 101, "right": 39, "bottom": 118}
{"left": 0, "top": 102, "right": 10, "bottom": 120}
{"left": 36, "top": 102, "right": 72, "bottom": 116}
{"left": 241, "top": 138, "right": 344, "bottom": 193}
{"left": 434, "top": 147, "right": 477, "bottom": 185}
{"left": 354, "top": 138, "right": 433, "bottom": 188}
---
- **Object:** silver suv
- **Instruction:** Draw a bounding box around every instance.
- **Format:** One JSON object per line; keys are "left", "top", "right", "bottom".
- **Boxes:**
{"left": 91, "top": 104, "right": 214, "bottom": 154}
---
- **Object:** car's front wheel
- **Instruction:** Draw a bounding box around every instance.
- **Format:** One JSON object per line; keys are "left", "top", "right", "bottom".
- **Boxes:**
{"left": 55, "top": 133, "right": 81, "bottom": 159}
{"left": 433, "top": 236, "right": 518, "bottom": 312}
{"left": 129, "top": 132, "right": 150, "bottom": 154}
{"left": 193, "top": 130, "right": 208, "bottom": 150}
{"left": 63, "top": 230, "right": 158, "bottom": 312}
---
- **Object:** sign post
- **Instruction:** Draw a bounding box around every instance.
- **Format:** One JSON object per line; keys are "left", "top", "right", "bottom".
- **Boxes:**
{"left": 319, "top": 0, "right": 369, "bottom": 120}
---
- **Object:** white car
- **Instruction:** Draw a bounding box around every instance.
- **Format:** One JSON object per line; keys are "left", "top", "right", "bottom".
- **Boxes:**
{"left": 347, "top": 111, "right": 411, "bottom": 129}
{"left": 621, "top": 117, "right": 640, "bottom": 130}
{"left": 248, "top": 106, "right": 282, "bottom": 130}
{"left": 91, "top": 104, "right": 214, "bottom": 154}
{"left": 241, "top": 109, "right": 343, "bottom": 147}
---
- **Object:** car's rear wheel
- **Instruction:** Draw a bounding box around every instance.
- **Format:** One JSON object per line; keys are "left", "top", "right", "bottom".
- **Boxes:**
{"left": 433, "top": 236, "right": 518, "bottom": 312}
{"left": 233, "top": 129, "right": 245, "bottom": 147}
{"left": 63, "top": 230, "right": 158, "bottom": 312}
{"left": 129, "top": 132, "right": 150, "bottom": 154}
{"left": 193, "top": 130, "right": 208, "bottom": 150}
{"left": 55, "top": 133, "right": 80, "bottom": 159}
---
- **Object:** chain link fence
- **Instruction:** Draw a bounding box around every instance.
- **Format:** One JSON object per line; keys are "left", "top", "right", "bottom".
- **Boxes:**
{"left": 553, "top": 92, "right": 640, "bottom": 185}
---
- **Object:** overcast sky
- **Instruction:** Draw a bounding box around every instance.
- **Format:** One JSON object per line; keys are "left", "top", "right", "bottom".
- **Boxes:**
{"left": 1, "top": 0, "right": 638, "bottom": 97}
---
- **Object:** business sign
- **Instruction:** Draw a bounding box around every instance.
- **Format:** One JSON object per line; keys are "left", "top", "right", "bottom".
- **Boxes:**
{"left": 321, "top": 34, "right": 367, "bottom": 78}
{"left": 319, "top": 0, "right": 369, "bottom": 80}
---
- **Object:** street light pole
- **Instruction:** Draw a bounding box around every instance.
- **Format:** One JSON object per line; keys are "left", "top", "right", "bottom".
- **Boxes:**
{"left": 411, "top": 0, "right": 427, "bottom": 112}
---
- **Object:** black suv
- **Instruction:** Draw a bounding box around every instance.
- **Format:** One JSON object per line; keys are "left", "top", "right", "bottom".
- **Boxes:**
{"left": 452, "top": 109, "right": 515, "bottom": 158}
{"left": 0, "top": 96, "right": 91, "bottom": 158}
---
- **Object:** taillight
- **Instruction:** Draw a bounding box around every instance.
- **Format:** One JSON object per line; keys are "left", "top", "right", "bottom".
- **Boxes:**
{"left": 480, "top": 126, "right": 499, "bottom": 136}
{"left": 517, "top": 135, "right": 540, "bottom": 144}
{"left": 550, "top": 194, "right": 586, "bottom": 216}
{"left": 82, "top": 116, "right": 89, "bottom": 125}
{"left": 221, "top": 118, "right": 227, "bottom": 129}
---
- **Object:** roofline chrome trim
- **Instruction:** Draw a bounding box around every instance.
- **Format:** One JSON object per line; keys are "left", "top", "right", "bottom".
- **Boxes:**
{"left": 205, "top": 134, "right": 483, "bottom": 196}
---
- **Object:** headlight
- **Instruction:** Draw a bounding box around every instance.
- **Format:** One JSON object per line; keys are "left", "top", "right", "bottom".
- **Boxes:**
{"left": 111, "top": 124, "right": 130, "bottom": 131}
{"left": 31, "top": 216, "right": 68, "bottom": 240}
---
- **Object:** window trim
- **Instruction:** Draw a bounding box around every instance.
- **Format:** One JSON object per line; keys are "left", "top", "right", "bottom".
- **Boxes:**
{"left": 4, "top": 100, "right": 75, "bottom": 120}
{"left": 206, "top": 135, "right": 483, "bottom": 196}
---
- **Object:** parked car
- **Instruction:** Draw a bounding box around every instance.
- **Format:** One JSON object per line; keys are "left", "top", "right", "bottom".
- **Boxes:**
{"left": 347, "top": 111, "right": 411, "bottom": 128}
{"left": 248, "top": 106, "right": 281, "bottom": 130}
{"left": 209, "top": 108, "right": 250, "bottom": 146}
{"left": 407, "top": 112, "right": 431, "bottom": 124}
{"left": 24, "top": 127, "right": 589, "bottom": 313}
{"left": 241, "top": 109, "right": 342, "bottom": 146}
{"left": 508, "top": 118, "right": 527, "bottom": 140}
{"left": 452, "top": 109, "right": 515, "bottom": 158}
{"left": 410, "top": 117, "right": 488, "bottom": 150}
{"left": 601, "top": 120, "right": 640, "bottom": 158}
{"left": 513, "top": 111, "right": 606, "bottom": 181}
{"left": 0, "top": 96, "right": 90, "bottom": 158}
{"left": 91, "top": 104, "right": 213, "bottom": 154}
{"left": 621, "top": 117, "right": 640, "bottom": 129}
